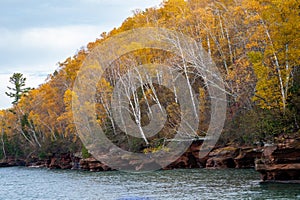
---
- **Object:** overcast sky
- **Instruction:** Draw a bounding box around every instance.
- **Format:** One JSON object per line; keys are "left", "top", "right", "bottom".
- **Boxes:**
{"left": 0, "top": 0, "right": 162, "bottom": 109}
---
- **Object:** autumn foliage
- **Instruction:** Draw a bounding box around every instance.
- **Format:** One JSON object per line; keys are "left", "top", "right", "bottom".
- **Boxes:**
{"left": 0, "top": 0, "right": 299, "bottom": 159}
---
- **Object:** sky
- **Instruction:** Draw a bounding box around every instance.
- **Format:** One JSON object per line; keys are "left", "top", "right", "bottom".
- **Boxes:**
{"left": 0, "top": 0, "right": 162, "bottom": 109}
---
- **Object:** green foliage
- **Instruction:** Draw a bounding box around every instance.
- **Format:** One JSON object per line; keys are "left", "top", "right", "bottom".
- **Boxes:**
{"left": 81, "top": 145, "right": 91, "bottom": 159}
{"left": 38, "top": 151, "right": 47, "bottom": 160}
{"left": 35, "top": 137, "right": 81, "bottom": 158}
{"left": 0, "top": 133, "right": 24, "bottom": 159}
{"left": 290, "top": 68, "right": 300, "bottom": 110}
{"left": 221, "top": 107, "right": 297, "bottom": 145}
{"left": 5, "top": 73, "right": 31, "bottom": 105}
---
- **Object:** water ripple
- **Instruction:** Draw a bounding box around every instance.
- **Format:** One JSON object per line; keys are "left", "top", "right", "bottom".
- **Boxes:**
{"left": 0, "top": 167, "right": 299, "bottom": 200}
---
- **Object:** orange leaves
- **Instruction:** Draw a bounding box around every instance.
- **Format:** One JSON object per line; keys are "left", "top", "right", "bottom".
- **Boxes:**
{"left": 57, "top": 89, "right": 77, "bottom": 137}
{"left": 1, "top": 0, "right": 299, "bottom": 154}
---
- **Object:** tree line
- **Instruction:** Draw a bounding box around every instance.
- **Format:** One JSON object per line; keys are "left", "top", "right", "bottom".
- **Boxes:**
{"left": 0, "top": 0, "right": 299, "bottom": 159}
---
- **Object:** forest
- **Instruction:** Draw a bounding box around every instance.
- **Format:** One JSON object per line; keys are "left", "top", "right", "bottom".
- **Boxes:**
{"left": 0, "top": 0, "right": 299, "bottom": 160}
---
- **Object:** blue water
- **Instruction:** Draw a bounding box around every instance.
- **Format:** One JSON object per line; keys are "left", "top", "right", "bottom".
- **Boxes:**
{"left": 0, "top": 167, "right": 299, "bottom": 200}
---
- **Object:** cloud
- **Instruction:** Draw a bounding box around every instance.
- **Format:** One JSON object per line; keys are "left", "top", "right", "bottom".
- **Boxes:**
{"left": 0, "top": 74, "right": 12, "bottom": 109}
{"left": 0, "top": 25, "right": 105, "bottom": 109}
{"left": 19, "top": 25, "right": 102, "bottom": 49}
{"left": 0, "top": 25, "right": 104, "bottom": 50}
{"left": 0, "top": 25, "right": 107, "bottom": 72}
{"left": 78, "top": 0, "right": 161, "bottom": 6}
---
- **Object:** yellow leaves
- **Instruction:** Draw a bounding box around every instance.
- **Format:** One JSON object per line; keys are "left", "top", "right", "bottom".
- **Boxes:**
{"left": 252, "top": 59, "right": 282, "bottom": 109}
{"left": 226, "top": 57, "right": 254, "bottom": 103}
{"left": 63, "top": 89, "right": 75, "bottom": 108}
{"left": 162, "top": 0, "right": 188, "bottom": 14}
{"left": 159, "top": 0, "right": 190, "bottom": 29}
{"left": 59, "top": 49, "right": 87, "bottom": 85}
{"left": 248, "top": 52, "right": 263, "bottom": 64}
{"left": 143, "top": 145, "right": 170, "bottom": 154}
{"left": 0, "top": 110, "right": 5, "bottom": 118}
{"left": 243, "top": 0, "right": 300, "bottom": 111}
{"left": 57, "top": 89, "right": 78, "bottom": 137}
{"left": 0, "top": 109, "right": 16, "bottom": 138}
{"left": 243, "top": 0, "right": 261, "bottom": 12}
{"left": 123, "top": 42, "right": 144, "bottom": 55}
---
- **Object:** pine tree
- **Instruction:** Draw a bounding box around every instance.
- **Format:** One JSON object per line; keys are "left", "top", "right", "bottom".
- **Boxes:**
{"left": 5, "top": 73, "right": 31, "bottom": 105}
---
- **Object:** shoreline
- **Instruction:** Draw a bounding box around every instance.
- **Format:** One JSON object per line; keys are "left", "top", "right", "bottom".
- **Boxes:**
{"left": 1, "top": 138, "right": 299, "bottom": 183}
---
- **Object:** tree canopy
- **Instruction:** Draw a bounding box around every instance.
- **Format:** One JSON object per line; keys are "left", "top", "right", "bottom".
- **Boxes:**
{"left": 1, "top": 0, "right": 299, "bottom": 159}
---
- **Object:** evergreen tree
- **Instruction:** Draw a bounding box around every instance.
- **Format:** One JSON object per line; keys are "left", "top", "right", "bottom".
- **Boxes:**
{"left": 5, "top": 73, "right": 31, "bottom": 105}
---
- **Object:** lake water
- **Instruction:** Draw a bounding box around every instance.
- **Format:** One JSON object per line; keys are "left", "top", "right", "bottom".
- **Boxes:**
{"left": 0, "top": 167, "right": 299, "bottom": 200}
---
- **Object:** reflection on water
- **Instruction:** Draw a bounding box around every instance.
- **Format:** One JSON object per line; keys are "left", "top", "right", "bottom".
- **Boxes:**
{"left": 0, "top": 167, "right": 299, "bottom": 200}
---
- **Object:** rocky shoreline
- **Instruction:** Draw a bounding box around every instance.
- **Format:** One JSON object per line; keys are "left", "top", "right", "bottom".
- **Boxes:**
{"left": 255, "top": 137, "right": 300, "bottom": 182}
{"left": 1, "top": 139, "right": 299, "bottom": 183}
{"left": 0, "top": 141, "right": 262, "bottom": 171}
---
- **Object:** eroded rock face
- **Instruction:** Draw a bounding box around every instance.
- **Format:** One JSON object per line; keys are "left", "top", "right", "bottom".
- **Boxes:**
{"left": 206, "top": 147, "right": 239, "bottom": 169}
{"left": 255, "top": 138, "right": 300, "bottom": 182}
{"left": 164, "top": 140, "right": 208, "bottom": 169}
{"left": 48, "top": 153, "right": 73, "bottom": 169}
{"left": 234, "top": 147, "right": 263, "bottom": 169}
{"left": 0, "top": 157, "right": 26, "bottom": 167}
{"left": 6, "top": 138, "right": 299, "bottom": 178}
{"left": 0, "top": 141, "right": 263, "bottom": 171}
{"left": 79, "top": 157, "right": 112, "bottom": 172}
{"left": 205, "top": 146, "right": 263, "bottom": 169}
